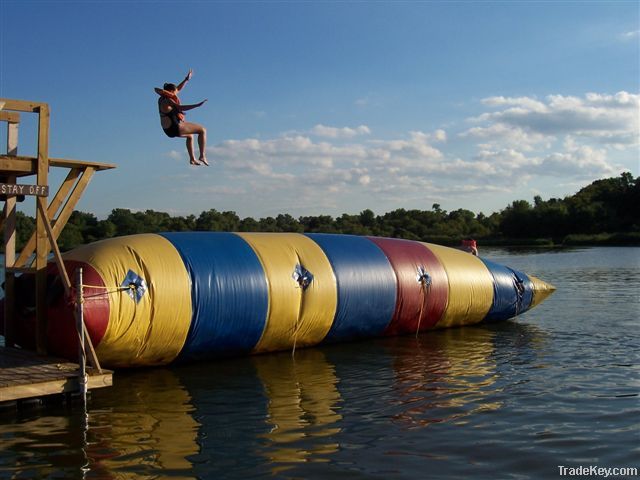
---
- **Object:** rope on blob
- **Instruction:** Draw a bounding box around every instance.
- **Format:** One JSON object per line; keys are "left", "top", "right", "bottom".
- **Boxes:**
{"left": 415, "top": 267, "right": 432, "bottom": 338}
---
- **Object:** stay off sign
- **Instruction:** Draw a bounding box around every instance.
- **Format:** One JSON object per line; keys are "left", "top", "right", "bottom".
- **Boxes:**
{"left": 0, "top": 183, "right": 49, "bottom": 197}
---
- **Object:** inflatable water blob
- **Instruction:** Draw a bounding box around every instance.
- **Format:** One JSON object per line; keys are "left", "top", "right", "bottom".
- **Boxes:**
{"left": 8, "top": 232, "right": 555, "bottom": 368}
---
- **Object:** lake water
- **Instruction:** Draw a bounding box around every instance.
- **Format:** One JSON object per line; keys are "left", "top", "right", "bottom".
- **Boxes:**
{"left": 0, "top": 247, "right": 638, "bottom": 479}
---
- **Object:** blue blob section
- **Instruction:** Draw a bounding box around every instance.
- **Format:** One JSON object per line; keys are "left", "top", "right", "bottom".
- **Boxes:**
{"left": 481, "top": 258, "right": 534, "bottom": 322}
{"left": 306, "top": 233, "right": 397, "bottom": 342}
{"left": 160, "top": 232, "right": 268, "bottom": 360}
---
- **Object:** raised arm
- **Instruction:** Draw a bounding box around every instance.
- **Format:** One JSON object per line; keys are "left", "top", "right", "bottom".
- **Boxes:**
{"left": 176, "top": 69, "right": 193, "bottom": 92}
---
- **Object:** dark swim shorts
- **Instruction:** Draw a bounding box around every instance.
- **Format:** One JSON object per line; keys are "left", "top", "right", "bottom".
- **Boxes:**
{"left": 163, "top": 122, "right": 181, "bottom": 138}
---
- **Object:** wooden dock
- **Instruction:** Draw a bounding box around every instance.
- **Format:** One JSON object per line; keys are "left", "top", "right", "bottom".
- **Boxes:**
{"left": 0, "top": 346, "right": 112, "bottom": 403}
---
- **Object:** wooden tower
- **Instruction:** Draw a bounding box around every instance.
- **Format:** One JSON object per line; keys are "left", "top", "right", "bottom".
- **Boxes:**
{"left": 0, "top": 98, "right": 116, "bottom": 355}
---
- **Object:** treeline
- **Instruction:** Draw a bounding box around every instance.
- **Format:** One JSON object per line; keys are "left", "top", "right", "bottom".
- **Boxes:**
{"left": 10, "top": 172, "right": 640, "bottom": 251}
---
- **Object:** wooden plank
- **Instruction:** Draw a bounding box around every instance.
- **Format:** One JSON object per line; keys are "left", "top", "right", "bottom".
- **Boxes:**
{"left": 6, "top": 267, "right": 37, "bottom": 274}
{"left": 0, "top": 375, "right": 109, "bottom": 403}
{"left": 3, "top": 122, "right": 18, "bottom": 348}
{"left": 0, "top": 347, "right": 112, "bottom": 403}
{"left": 0, "top": 155, "right": 35, "bottom": 174}
{"left": 0, "top": 155, "right": 116, "bottom": 172}
{"left": 0, "top": 371, "right": 112, "bottom": 402}
{"left": 7, "top": 119, "right": 19, "bottom": 155}
{"left": 4, "top": 186, "right": 16, "bottom": 348}
{"left": 0, "top": 111, "right": 20, "bottom": 123}
{"left": 0, "top": 204, "right": 5, "bottom": 244}
{"left": 35, "top": 104, "right": 50, "bottom": 355}
{"left": 4, "top": 126, "right": 18, "bottom": 266}
{"left": 50, "top": 157, "right": 116, "bottom": 171}
{"left": 37, "top": 199, "right": 71, "bottom": 295}
{"left": 51, "top": 166, "right": 96, "bottom": 239}
{"left": 49, "top": 168, "right": 83, "bottom": 217}
{"left": 3, "top": 217, "right": 16, "bottom": 348}
{"left": 0, "top": 98, "right": 46, "bottom": 113}
{"left": 4, "top": 184, "right": 16, "bottom": 267}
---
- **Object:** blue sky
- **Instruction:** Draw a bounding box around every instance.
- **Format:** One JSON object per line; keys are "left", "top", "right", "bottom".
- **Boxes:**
{"left": 1, "top": 1, "right": 638, "bottom": 219}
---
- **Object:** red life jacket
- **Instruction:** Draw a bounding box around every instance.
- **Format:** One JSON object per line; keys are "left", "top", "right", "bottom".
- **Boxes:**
{"left": 154, "top": 88, "right": 186, "bottom": 122}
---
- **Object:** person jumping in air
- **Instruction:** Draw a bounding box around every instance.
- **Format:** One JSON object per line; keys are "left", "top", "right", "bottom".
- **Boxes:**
{"left": 155, "top": 69, "right": 209, "bottom": 166}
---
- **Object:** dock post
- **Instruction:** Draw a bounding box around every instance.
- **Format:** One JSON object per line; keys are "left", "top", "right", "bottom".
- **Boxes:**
{"left": 75, "top": 268, "right": 87, "bottom": 403}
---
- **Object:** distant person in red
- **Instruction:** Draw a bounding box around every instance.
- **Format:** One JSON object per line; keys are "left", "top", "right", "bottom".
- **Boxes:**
{"left": 460, "top": 239, "right": 479, "bottom": 256}
{"left": 155, "top": 69, "right": 209, "bottom": 166}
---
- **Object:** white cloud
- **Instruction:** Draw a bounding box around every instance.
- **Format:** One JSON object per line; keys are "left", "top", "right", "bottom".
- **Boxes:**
{"left": 204, "top": 129, "right": 453, "bottom": 205}
{"left": 536, "top": 143, "right": 615, "bottom": 178}
{"left": 481, "top": 96, "right": 548, "bottom": 112}
{"left": 166, "top": 150, "right": 183, "bottom": 161}
{"left": 468, "top": 91, "right": 639, "bottom": 147}
{"left": 358, "top": 174, "right": 371, "bottom": 185}
{"left": 310, "top": 124, "right": 371, "bottom": 138}
{"left": 432, "top": 129, "right": 447, "bottom": 143}
{"left": 166, "top": 92, "right": 634, "bottom": 216}
{"left": 619, "top": 30, "right": 639, "bottom": 41}
{"left": 460, "top": 123, "right": 552, "bottom": 151}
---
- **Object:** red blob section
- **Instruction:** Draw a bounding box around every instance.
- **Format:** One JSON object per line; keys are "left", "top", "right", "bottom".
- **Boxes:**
{"left": 46, "top": 260, "right": 110, "bottom": 359}
{"left": 0, "top": 261, "right": 109, "bottom": 361}
{"left": 368, "top": 237, "right": 448, "bottom": 335}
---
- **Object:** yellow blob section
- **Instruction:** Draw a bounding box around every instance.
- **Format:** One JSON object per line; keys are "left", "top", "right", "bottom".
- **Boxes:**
{"left": 528, "top": 275, "right": 556, "bottom": 309}
{"left": 64, "top": 234, "right": 192, "bottom": 367}
{"left": 237, "top": 233, "right": 337, "bottom": 353}
{"left": 422, "top": 243, "right": 494, "bottom": 328}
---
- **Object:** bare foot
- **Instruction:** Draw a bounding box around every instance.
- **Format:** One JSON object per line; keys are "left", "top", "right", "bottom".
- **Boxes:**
{"left": 200, "top": 157, "right": 210, "bottom": 166}
{"left": 190, "top": 159, "right": 201, "bottom": 166}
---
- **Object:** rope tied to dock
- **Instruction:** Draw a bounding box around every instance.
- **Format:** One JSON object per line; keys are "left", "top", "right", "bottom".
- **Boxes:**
{"left": 77, "top": 284, "right": 131, "bottom": 300}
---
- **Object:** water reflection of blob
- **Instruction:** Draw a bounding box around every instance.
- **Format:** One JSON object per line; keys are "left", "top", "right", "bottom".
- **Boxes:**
{"left": 88, "top": 369, "right": 200, "bottom": 478}
{"left": 252, "top": 349, "right": 342, "bottom": 474}
{"left": 387, "top": 328, "right": 503, "bottom": 429}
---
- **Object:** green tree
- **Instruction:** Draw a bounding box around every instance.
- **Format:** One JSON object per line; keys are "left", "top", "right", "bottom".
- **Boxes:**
{"left": 58, "top": 223, "right": 84, "bottom": 251}
{"left": 168, "top": 215, "right": 197, "bottom": 231}
{"left": 96, "top": 219, "right": 117, "bottom": 239}
{"left": 67, "top": 210, "right": 99, "bottom": 243}
{"left": 500, "top": 200, "right": 534, "bottom": 238}
{"left": 108, "top": 208, "right": 143, "bottom": 236}
{"left": 238, "top": 217, "right": 259, "bottom": 231}
{"left": 299, "top": 215, "right": 338, "bottom": 233}
{"left": 196, "top": 209, "right": 240, "bottom": 231}
{"left": 275, "top": 214, "right": 303, "bottom": 232}
{"left": 16, "top": 211, "right": 35, "bottom": 251}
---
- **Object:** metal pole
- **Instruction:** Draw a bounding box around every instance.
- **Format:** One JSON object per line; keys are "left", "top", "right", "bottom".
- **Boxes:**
{"left": 76, "top": 267, "right": 87, "bottom": 403}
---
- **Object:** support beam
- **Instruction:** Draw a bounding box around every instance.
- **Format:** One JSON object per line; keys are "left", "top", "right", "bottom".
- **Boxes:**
{"left": 15, "top": 168, "right": 82, "bottom": 268}
{"left": 4, "top": 186, "right": 16, "bottom": 348}
{"left": 6, "top": 117, "right": 18, "bottom": 156}
{"left": 35, "top": 104, "right": 50, "bottom": 355}
{"left": 37, "top": 199, "right": 71, "bottom": 296}
{"left": 0, "top": 111, "right": 21, "bottom": 124}
{"left": 16, "top": 166, "right": 96, "bottom": 268}
{"left": 51, "top": 166, "right": 95, "bottom": 240}
{"left": 0, "top": 98, "right": 46, "bottom": 113}
{"left": 3, "top": 120, "right": 18, "bottom": 348}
